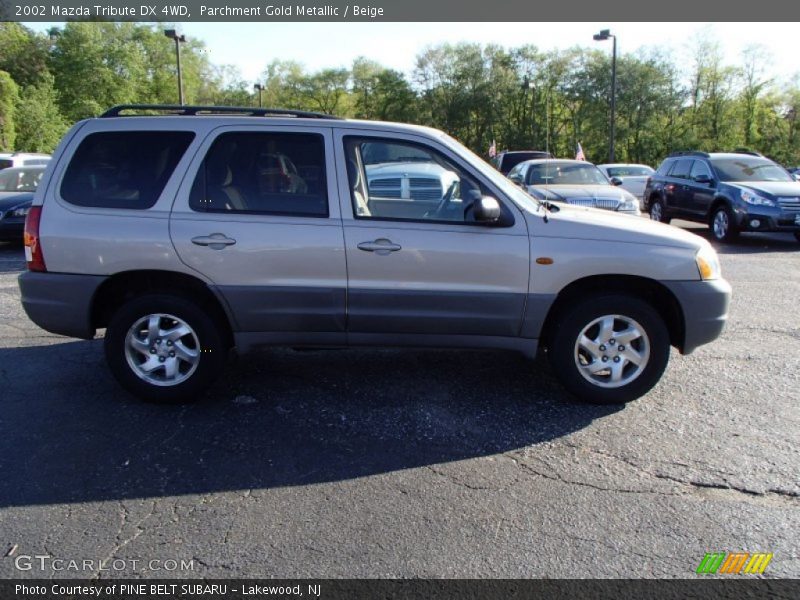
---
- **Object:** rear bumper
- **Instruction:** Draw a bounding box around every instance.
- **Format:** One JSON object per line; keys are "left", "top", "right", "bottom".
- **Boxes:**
{"left": 663, "top": 278, "right": 732, "bottom": 354}
{"left": 18, "top": 271, "right": 106, "bottom": 339}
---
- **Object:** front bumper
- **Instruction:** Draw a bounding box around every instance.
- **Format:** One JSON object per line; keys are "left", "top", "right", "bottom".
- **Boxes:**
{"left": 734, "top": 206, "right": 800, "bottom": 232}
{"left": 663, "top": 278, "right": 732, "bottom": 354}
{"left": 0, "top": 218, "right": 24, "bottom": 241}
{"left": 18, "top": 271, "right": 107, "bottom": 339}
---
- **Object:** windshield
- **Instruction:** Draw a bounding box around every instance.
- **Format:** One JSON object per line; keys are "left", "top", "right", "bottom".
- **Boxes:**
{"left": 604, "top": 165, "right": 653, "bottom": 177}
{"left": 711, "top": 158, "right": 792, "bottom": 182}
{"left": 0, "top": 168, "right": 43, "bottom": 192}
{"left": 528, "top": 162, "right": 609, "bottom": 185}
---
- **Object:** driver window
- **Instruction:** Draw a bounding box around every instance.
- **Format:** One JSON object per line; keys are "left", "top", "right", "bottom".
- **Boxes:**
{"left": 344, "top": 137, "right": 486, "bottom": 223}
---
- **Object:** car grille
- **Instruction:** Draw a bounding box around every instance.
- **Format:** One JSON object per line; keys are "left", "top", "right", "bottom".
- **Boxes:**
{"left": 369, "top": 178, "right": 402, "bottom": 198}
{"left": 777, "top": 197, "right": 800, "bottom": 211}
{"left": 409, "top": 177, "right": 442, "bottom": 201}
{"left": 369, "top": 177, "right": 443, "bottom": 201}
{"left": 566, "top": 198, "right": 622, "bottom": 210}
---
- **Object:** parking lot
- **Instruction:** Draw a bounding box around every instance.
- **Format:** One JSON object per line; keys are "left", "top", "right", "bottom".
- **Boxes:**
{"left": 0, "top": 221, "right": 798, "bottom": 579}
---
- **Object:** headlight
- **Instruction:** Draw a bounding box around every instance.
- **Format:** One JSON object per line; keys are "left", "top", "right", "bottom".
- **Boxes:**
{"left": 695, "top": 245, "right": 721, "bottom": 280}
{"left": 617, "top": 196, "right": 641, "bottom": 214}
{"left": 740, "top": 190, "right": 775, "bottom": 206}
{"left": 10, "top": 206, "right": 30, "bottom": 218}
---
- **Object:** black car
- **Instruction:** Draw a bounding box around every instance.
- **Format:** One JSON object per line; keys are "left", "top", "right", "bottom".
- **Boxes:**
{"left": 0, "top": 166, "right": 45, "bottom": 242}
{"left": 643, "top": 151, "right": 800, "bottom": 243}
{"left": 492, "top": 150, "right": 553, "bottom": 176}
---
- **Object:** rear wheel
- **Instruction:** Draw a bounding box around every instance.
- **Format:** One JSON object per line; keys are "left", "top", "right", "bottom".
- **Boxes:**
{"left": 548, "top": 294, "right": 670, "bottom": 404}
{"left": 104, "top": 294, "right": 227, "bottom": 403}
{"left": 710, "top": 205, "right": 739, "bottom": 242}
{"left": 649, "top": 198, "right": 670, "bottom": 223}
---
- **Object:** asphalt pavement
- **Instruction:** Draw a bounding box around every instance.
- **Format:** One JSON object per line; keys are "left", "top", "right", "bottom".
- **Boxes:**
{"left": 0, "top": 222, "right": 797, "bottom": 579}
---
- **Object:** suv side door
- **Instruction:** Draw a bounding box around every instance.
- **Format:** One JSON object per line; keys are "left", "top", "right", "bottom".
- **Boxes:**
{"left": 665, "top": 158, "right": 693, "bottom": 215}
{"left": 687, "top": 159, "right": 716, "bottom": 216}
{"left": 169, "top": 124, "right": 347, "bottom": 340}
{"left": 334, "top": 130, "right": 530, "bottom": 340}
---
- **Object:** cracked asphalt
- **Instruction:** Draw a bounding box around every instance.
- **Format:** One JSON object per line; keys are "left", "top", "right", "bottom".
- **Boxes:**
{"left": 0, "top": 221, "right": 798, "bottom": 579}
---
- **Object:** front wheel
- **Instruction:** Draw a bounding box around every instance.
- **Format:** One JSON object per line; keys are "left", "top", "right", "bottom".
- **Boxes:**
{"left": 548, "top": 295, "right": 670, "bottom": 404}
{"left": 710, "top": 205, "right": 739, "bottom": 242}
{"left": 104, "top": 294, "right": 228, "bottom": 403}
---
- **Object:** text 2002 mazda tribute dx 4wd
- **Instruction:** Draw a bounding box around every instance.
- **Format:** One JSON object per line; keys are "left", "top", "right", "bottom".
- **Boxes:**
{"left": 19, "top": 105, "right": 731, "bottom": 404}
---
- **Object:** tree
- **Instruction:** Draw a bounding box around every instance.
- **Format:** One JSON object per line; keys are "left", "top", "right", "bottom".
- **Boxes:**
{"left": 0, "top": 71, "right": 19, "bottom": 151}
{"left": 14, "top": 74, "right": 69, "bottom": 152}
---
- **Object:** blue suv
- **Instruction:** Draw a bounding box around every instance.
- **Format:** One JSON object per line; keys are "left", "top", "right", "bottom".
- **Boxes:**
{"left": 643, "top": 151, "right": 800, "bottom": 243}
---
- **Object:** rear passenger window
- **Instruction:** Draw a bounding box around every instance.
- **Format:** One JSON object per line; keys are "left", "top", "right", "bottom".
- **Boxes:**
{"left": 189, "top": 132, "right": 328, "bottom": 217}
{"left": 61, "top": 131, "right": 194, "bottom": 209}
{"left": 668, "top": 159, "right": 692, "bottom": 180}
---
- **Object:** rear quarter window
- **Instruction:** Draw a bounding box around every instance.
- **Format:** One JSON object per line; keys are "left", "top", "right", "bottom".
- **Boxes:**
{"left": 60, "top": 131, "right": 194, "bottom": 209}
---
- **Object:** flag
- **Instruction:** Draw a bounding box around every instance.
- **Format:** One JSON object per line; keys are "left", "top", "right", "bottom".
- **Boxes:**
{"left": 488, "top": 140, "right": 497, "bottom": 158}
{"left": 575, "top": 142, "right": 586, "bottom": 161}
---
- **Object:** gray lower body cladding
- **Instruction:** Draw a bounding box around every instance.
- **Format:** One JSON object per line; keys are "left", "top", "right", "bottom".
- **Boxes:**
{"left": 662, "top": 278, "right": 732, "bottom": 354}
{"left": 18, "top": 271, "right": 106, "bottom": 339}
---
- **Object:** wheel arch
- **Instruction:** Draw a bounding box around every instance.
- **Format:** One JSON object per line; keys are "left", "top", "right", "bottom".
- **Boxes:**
{"left": 539, "top": 274, "right": 686, "bottom": 352}
{"left": 90, "top": 270, "right": 235, "bottom": 348}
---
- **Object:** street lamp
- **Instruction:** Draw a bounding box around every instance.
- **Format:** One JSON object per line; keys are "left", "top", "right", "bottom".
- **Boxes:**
{"left": 523, "top": 77, "right": 549, "bottom": 156}
{"left": 164, "top": 29, "right": 187, "bottom": 105}
{"left": 593, "top": 28, "right": 617, "bottom": 162}
{"left": 253, "top": 83, "right": 264, "bottom": 108}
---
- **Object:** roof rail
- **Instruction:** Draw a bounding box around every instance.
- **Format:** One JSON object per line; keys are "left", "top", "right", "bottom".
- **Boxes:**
{"left": 668, "top": 150, "right": 710, "bottom": 158}
{"left": 100, "top": 104, "right": 342, "bottom": 120}
{"left": 731, "top": 147, "right": 764, "bottom": 157}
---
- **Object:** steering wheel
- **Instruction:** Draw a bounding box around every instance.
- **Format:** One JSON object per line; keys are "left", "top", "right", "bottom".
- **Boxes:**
{"left": 424, "top": 180, "right": 459, "bottom": 219}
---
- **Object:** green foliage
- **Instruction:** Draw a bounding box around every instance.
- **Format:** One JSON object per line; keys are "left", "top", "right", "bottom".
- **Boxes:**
{"left": 1, "top": 23, "right": 799, "bottom": 165}
{"left": 0, "top": 71, "right": 19, "bottom": 151}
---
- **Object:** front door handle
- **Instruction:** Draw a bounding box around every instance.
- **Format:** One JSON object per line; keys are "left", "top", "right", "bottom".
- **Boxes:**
{"left": 357, "top": 239, "right": 402, "bottom": 255}
{"left": 191, "top": 233, "right": 237, "bottom": 250}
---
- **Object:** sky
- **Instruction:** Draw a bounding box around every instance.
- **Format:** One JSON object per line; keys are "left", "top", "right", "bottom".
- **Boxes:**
{"left": 25, "top": 22, "right": 800, "bottom": 86}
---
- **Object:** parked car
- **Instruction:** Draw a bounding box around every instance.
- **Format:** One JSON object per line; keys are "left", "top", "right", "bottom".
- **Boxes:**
{"left": 365, "top": 162, "right": 459, "bottom": 204}
{"left": 644, "top": 151, "right": 800, "bottom": 243}
{"left": 0, "top": 166, "right": 46, "bottom": 242}
{"left": 597, "top": 163, "right": 655, "bottom": 203}
{"left": 0, "top": 153, "right": 51, "bottom": 170}
{"left": 492, "top": 150, "right": 553, "bottom": 175}
{"left": 19, "top": 104, "right": 730, "bottom": 405}
{"left": 507, "top": 159, "right": 641, "bottom": 214}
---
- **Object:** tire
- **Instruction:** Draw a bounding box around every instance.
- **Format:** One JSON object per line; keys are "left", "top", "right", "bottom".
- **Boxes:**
{"left": 649, "top": 198, "right": 671, "bottom": 224}
{"left": 548, "top": 294, "right": 670, "bottom": 404}
{"left": 104, "top": 294, "right": 228, "bottom": 404}
{"left": 710, "top": 204, "right": 739, "bottom": 242}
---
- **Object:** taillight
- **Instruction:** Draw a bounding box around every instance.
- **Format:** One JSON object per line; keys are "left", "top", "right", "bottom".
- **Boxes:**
{"left": 23, "top": 206, "right": 46, "bottom": 272}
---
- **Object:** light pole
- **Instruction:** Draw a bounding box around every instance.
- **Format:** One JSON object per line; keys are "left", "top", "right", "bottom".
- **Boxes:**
{"left": 254, "top": 83, "right": 264, "bottom": 108}
{"left": 523, "top": 77, "right": 549, "bottom": 155}
{"left": 164, "top": 29, "right": 187, "bottom": 105}
{"left": 593, "top": 29, "right": 617, "bottom": 162}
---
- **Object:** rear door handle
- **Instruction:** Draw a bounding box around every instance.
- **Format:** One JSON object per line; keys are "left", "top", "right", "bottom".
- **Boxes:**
{"left": 191, "top": 233, "right": 237, "bottom": 249}
{"left": 357, "top": 239, "right": 402, "bottom": 255}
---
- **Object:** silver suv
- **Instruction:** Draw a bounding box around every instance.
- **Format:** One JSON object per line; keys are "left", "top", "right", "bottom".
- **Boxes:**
{"left": 19, "top": 105, "right": 731, "bottom": 405}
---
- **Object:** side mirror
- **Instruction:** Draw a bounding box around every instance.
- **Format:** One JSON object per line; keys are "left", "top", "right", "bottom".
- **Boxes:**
{"left": 793, "top": 173, "right": 800, "bottom": 182}
{"left": 693, "top": 173, "right": 713, "bottom": 185}
{"left": 474, "top": 196, "right": 502, "bottom": 223}
{"left": 609, "top": 177, "right": 623, "bottom": 186}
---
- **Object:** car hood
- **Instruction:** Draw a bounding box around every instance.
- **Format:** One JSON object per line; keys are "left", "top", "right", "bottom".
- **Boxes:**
{"left": 0, "top": 192, "right": 33, "bottom": 210}
{"left": 525, "top": 202, "right": 705, "bottom": 250}
{"left": 730, "top": 181, "right": 800, "bottom": 197}
{"left": 528, "top": 184, "right": 633, "bottom": 201}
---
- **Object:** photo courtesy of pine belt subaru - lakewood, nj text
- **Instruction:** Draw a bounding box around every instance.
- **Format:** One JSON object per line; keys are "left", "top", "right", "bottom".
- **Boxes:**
{"left": 19, "top": 105, "right": 731, "bottom": 405}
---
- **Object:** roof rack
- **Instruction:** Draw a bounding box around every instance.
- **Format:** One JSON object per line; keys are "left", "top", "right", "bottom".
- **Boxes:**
{"left": 731, "top": 147, "right": 764, "bottom": 157}
{"left": 668, "top": 150, "right": 710, "bottom": 158}
{"left": 100, "top": 104, "right": 342, "bottom": 120}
